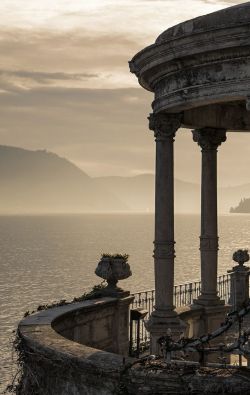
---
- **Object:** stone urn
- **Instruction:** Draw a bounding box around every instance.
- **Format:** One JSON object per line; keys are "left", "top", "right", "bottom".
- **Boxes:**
{"left": 95, "top": 254, "right": 132, "bottom": 296}
{"left": 232, "top": 249, "right": 249, "bottom": 267}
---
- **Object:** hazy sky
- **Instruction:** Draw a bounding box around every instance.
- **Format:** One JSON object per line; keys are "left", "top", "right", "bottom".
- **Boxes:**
{"left": 0, "top": 0, "right": 249, "bottom": 186}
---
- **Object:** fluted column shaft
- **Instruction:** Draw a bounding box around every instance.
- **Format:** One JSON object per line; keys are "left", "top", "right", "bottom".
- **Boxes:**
{"left": 193, "top": 128, "right": 227, "bottom": 305}
{"left": 149, "top": 113, "right": 182, "bottom": 316}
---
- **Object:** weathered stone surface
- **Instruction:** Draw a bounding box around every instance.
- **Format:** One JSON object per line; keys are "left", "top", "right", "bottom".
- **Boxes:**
{"left": 126, "top": 364, "right": 250, "bottom": 394}
{"left": 192, "top": 128, "right": 227, "bottom": 306}
{"left": 130, "top": 3, "right": 250, "bottom": 130}
{"left": 18, "top": 296, "right": 134, "bottom": 394}
{"left": 228, "top": 251, "right": 250, "bottom": 309}
{"left": 18, "top": 298, "right": 250, "bottom": 394}
{"left": 147, "top": 112, "right": 186, "bottom": 353}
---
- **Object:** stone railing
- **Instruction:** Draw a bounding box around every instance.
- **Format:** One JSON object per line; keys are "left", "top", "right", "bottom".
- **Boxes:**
{"left": 18, "top": 296, "right": 134, "bottom": 394}
{"left": 18, "top": 293, "right": 250, "bottom": 395}
{"left": 17, "top": 250, "right": 250, "bottom": 393}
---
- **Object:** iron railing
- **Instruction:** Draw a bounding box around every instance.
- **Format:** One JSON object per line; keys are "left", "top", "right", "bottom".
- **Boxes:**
{"left": 132, "top": 274, "right": 231, "bottom": 311}
{"left": 130, "top": 273, "right": 232, "bottom": 356}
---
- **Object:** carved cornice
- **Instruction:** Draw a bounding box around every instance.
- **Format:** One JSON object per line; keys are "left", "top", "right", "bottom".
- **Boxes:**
{"left": 128, "top": 60, "right": 139, "bottom": 76}
{"left": 148, "top": 113, "right": 182, "bottom": 141}
{"left": 153, "top": 240, "right": 176, "bottom": 259}
{"left": 192, "top": 128, "right": 227, "bottom": 150}
{"left": 129, "top": 20, "right": 250, "bottom": 97}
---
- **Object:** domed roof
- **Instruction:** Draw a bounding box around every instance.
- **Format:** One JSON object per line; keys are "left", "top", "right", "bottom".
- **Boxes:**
{"left": 156, "top": 2, "right": 250, "bottom": 43}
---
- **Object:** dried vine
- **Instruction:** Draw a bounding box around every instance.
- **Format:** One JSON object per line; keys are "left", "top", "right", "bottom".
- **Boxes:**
{"left": 158, "top": 300, "right": 250, "bottom": 362}
{"left": 23, "top": 281, "right": 107, "bottom": 317}
{"left": 6, "top": 282, "right": 108, "bottom": 394}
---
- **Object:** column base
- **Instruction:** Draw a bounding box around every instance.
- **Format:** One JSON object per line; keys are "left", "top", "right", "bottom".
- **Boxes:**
{"left": 193, "top": 293, "right": 225, "bottom": 307}
{"left": 145, "top": 309, "right": 187, "bottom": 355}
{"left": 199, "top": 304, "right": 231, "bottom": 364}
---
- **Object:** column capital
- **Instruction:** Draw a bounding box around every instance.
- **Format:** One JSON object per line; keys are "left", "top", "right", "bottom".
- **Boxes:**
{"left": 192, "top": 127, "right": 227, "bottom": 150}
{"left": 148, "top": 112, "right": 182, "bottom": 141}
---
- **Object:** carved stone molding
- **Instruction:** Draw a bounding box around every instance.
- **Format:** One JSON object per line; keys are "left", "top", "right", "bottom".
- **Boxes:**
{"left": 192, "top": 127, "right": 227, "bottom": 150}
{"left": 200, "top": 236, "right": 219, "bottom": 252}
{"left": 148, "top": 113, "right": 182, "bottom": 141}
{"left": 153, "top": 240, "right": 176, "bottom": 259}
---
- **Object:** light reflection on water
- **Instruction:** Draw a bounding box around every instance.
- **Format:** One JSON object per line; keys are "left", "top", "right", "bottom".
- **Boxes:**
{"left": 0, "top": 213, "right": 249, "bottom": 391}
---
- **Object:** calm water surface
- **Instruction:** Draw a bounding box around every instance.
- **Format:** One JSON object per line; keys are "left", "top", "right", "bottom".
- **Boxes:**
{"left": 1, "top": 213, "right": 250, "bottom": 391}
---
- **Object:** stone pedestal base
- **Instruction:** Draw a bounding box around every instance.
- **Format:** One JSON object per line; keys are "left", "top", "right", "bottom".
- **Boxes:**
{"left": 228, "top": 263, "right": 250, "bottom": 309}
{"left": 100, "top": 287, "right": 130, "bottom": 299}
{"left": 202, "top": 304, "right": 231, "bottom": 364}
{"left": 193, "top": 295, "right": 225, "bottom": 307}
{"left": 146, "top": 310, "right": 187, "bottom": 355}
{"left": 180, "top": 304, "right": 231, "bottom": 364}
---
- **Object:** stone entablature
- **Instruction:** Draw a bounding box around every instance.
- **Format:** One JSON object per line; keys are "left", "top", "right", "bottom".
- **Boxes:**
{"left": 129, "top": 3, "right": 250, "bottom": 126}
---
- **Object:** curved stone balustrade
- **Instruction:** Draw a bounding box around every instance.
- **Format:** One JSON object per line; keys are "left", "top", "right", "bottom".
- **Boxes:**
{"left": 19, "top": 297, "right": 249, "bottom": 395}
{"left": 18, "top": 297, "right": 250, "bottom": 394}
{"left": 18, "top": 296, "right": 134, "bottom": 394}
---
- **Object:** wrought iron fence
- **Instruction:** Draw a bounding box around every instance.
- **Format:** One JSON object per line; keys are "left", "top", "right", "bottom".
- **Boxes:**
{"left": 130, "top": 273, "right": 232, "bottom": 356}
{"left": 129, "top": 289, "right": 154, "bottom": 356}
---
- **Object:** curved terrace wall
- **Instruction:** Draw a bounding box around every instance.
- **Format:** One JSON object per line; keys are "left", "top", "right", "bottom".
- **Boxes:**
{"left": 18, "top": 296, "right": 250, "bottom": 394}
{"left": 18, "top": 296, "right": 134, "bottom": 395}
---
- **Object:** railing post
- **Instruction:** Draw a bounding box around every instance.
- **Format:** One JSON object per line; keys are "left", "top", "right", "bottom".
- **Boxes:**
{"left": 188, "top": 282, "right": 193, "bottom": 305}
{"left": 228, "top": 250, "right": 250, "bottom": 310}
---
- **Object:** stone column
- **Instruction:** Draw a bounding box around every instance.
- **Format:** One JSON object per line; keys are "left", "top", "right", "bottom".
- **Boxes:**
{"left": 193, "top": 128, "right": 227, "bottom": 306}
{"left": 147, "top": 113, "right": 185, "bottom": 353}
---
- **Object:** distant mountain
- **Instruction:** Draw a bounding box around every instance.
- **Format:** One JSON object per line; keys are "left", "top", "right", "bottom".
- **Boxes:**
{"left": 95, "top": 176, "right": 250, "bottom": 213}
{"left": 0, "top": 145, "right": 250, "bottom": 213}
{"left": 95, "top": 175, "right": 201, "bottom": 213}
{"left": 0, "top": 146, "right": 127, "bottom": 213}
{"left": 230, "top": 198, "right": 250, "bottom": 213}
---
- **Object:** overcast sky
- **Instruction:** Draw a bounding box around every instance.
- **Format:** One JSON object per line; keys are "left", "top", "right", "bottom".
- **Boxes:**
{"left": 0, "top": 0, "right": 249, "bottom": 186}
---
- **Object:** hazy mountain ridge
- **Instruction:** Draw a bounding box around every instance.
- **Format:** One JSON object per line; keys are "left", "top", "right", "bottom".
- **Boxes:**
{"left": 95, "top": 175, "right": 201, "bottom": 213}
{"left": 95, "top": 175, "right": 250, "bottom": 213}
{"left": 0, "top": 145, "right": 249, "bottom": 213}
{"left": 0, "top": 146, "right": 127, "bottom": 213}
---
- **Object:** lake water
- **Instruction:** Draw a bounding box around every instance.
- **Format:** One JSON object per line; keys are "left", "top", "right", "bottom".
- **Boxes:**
{"left": 1, "top": 213, "right": 250, "bottom": 392}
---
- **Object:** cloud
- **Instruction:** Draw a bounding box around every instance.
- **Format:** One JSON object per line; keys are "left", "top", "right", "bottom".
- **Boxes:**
{"left": 0, "top": 70, "right": 98, "bottom": 82}
{"left": 0, "top": 28, "right": 140, "bottom": 90}
{"left": 0, "top": 2, "right": 244, "bottom": 90}
{"left": 0, "top": 69, "right": 99, "bottom": 90}
{"left": 202, "top": 0, "right": 244, "bottom": 3}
